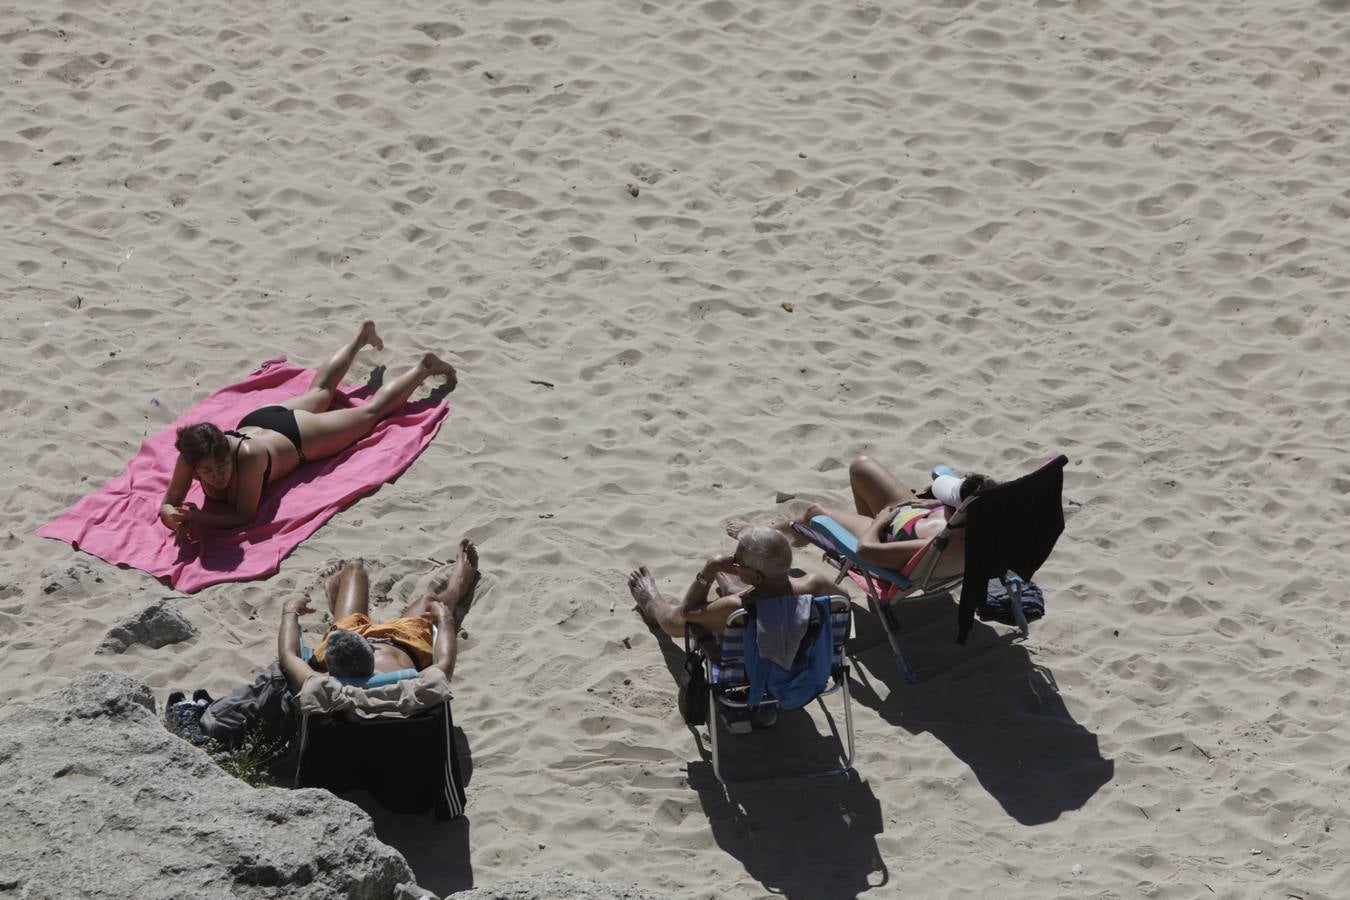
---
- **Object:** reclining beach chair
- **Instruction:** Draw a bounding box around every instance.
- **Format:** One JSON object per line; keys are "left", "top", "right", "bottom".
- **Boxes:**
{"left": 292, "top": 668, "right": 467, "bottom": 819}
{"left": 697, "top": 594, "right": 855, "bottom": 784}
{"left": 792, "top": 455, "right": 1068, "bottom": 683}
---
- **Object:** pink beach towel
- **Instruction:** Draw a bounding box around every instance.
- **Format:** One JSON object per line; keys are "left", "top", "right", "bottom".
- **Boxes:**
{"left": 37, "top": 357, "right": 450, "bottom": 593}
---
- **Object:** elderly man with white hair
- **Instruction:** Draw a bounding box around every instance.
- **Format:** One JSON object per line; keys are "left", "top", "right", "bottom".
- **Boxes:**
{"left": 627, "top": 525, "right": 845, "bottom": 638}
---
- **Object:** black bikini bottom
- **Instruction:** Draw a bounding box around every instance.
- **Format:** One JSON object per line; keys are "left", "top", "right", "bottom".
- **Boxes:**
{"left": 238, "top": 405, "right": 307, "bottom": 463}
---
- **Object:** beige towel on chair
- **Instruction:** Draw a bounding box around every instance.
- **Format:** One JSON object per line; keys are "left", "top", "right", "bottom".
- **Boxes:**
{"left": 298, "top": 668, "right": 451, "bottom": 719}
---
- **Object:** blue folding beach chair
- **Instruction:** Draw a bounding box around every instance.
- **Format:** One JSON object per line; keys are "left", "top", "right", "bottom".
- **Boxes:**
{"left": 699, "top": 594, "right": 855, "bottom": 784}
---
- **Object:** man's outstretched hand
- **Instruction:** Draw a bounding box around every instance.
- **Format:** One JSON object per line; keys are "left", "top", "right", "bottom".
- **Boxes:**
{"left": 282, "top": 596, "right": 314, "bottom": 617}
{"left": 420, "top": 602, "right": 453, "bottom": 629}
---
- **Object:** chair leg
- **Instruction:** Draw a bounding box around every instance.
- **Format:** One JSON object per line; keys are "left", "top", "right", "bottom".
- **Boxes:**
{"left": 805, "top": 676, "right": 857, "bottom": 780}
{"left": 1007, "top": 575, "right": 1031, "bottom": 639}
{"left": 709, "top": 688, "right": 725, "bottom": 785}
{"left": 838, "top": 673, "right": 856, "bottom": 770}
{"left": 870, "top": 593, "right": 919, "bottom": 683}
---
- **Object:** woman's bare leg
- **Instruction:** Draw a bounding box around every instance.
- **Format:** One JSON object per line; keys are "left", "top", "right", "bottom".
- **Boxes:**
{"left": 847, "top": 455, "right": 915, "bottom": 516}
{"left": 724, "top": 456, "right": 915, "bottom": 545}
{"left": 795, "top": 502, "right": 876, "bottom": 539}
{"left": 282, "top": 321, "right": 384, "bottom": 414}
{"left": 728, "top": 499, "right": 875, "bottom": 544}
{"left": 725, "top": 514, "right": 809, "bottom": 546}
{"left": 320, "top": 559, "right": 370, "bottom": 620}
{"left": 293, "top": 352, "right": 457, "bottom": 461}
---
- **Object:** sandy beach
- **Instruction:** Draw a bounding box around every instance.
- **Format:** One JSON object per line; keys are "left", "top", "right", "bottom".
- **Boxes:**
{"left": 3, "top": 0, "right": 1349, "bottom": 896}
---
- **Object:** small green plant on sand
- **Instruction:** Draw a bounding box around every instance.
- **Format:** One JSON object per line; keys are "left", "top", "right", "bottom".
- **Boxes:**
{"left": 203, "top": 725, "right": 284, "bottom": 788}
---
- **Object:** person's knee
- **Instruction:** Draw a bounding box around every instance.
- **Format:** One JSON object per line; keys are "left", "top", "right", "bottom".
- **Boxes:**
{"left": 849, "top": 455, "right": 875, "bottom": 478}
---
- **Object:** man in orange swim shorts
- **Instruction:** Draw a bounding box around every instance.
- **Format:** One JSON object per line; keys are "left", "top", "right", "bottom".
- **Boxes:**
{"left": 277, "top": 537, "right": 480, "bottom": 691}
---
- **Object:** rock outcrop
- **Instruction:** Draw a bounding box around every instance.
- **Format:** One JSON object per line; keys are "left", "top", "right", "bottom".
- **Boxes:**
{"left": 0, "top": 672, "right": 413, "bottom": 899}
{"left": 96, "top": 597, "right": 198, "bottom": 654}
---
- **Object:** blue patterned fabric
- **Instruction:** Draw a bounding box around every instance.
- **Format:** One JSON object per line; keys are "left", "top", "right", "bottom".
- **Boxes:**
{"left": 710, "top": 598, "right": 849, "bottom": 711}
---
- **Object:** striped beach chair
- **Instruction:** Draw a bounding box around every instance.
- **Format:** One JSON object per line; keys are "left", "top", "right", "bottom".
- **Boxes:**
{"left": 701, "top": 594, "right": 855, "bottom": 784}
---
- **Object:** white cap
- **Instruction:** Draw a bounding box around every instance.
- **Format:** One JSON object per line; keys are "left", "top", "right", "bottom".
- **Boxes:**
{"left": 931, "top": 474, "right": 965, "bottom": 508}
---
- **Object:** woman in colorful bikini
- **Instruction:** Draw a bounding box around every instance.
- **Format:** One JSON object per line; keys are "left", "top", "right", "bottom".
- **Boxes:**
{"left": 727, "top": 456, "right": 997, "bottom": 572}
{"left": 159, "top": 320, "right": 457, "bottom": 534}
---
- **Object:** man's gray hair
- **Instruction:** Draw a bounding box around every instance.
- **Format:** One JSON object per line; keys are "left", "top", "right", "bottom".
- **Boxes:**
{"left": 736, "top": 526, "right": 792, "bottom": 578}
{"left": 325, "top": 629, "right": 375, "bottom": 678}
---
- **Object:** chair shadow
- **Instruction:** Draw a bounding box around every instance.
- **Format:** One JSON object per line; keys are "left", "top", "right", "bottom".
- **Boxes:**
{"left": 639, "top": 612, "right": 887, "bottom": 899}
{"left": 846, "top": 597, "right": 1114, "bottom": 826}
{"left": 687, "top": 762, "right": 887, "bottom": 900}
{"left": 346, "top": 726, "right": 476, "bottom": 895}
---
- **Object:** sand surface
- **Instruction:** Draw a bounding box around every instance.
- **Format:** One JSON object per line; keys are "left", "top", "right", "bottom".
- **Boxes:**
{"left": 4, "top": 0, "right": 1349, "bottom": 896}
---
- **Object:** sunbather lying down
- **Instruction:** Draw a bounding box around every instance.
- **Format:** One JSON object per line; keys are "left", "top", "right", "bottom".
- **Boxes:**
{"left": 727, "top": 455, "right": 998, "bottom": 573}
{"left": 628, "top": 526, "right": 844, "bottom": 638}
{"left": 278, "top": 538, "right": 481, "bottom": 691}
{"left": 161, "top": 319, "right": 458, "bottom": 535}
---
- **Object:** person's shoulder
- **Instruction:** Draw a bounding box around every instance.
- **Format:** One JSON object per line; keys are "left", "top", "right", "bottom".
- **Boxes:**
{"left": 793, "top": 572, "right": 841, "bottom": 597}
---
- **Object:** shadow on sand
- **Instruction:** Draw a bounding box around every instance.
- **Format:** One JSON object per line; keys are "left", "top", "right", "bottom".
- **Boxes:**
{"left": 347, "top": 726, "right": 476, "bottom": 896}
{"left": 641, "top": 613, "right": 887, "bottom": 899}
{"left": 846, "top": 593, "right": 1114, "bottom": 825}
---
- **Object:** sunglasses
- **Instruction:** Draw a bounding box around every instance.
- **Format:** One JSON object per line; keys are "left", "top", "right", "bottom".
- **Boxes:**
{"left": 731, "top": 551, "right": 761, "bottom": 576}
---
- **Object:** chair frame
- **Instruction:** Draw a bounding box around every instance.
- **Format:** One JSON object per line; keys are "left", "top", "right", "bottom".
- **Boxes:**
{"left": 700, "top": 595, "right": 856, "bottom": 784}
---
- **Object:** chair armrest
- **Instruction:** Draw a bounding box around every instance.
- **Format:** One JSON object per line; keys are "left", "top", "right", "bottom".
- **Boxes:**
{"left": 807, "top": 516, "right": 912, "bottom": 589}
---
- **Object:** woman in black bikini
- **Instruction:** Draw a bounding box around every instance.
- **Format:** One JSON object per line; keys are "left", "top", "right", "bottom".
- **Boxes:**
{"left": 159, "top": 321, "right": 457, "bottom": 534}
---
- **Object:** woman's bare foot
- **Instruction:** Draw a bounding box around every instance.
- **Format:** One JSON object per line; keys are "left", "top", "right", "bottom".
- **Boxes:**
{"left": 420, "top": 352, "right": 458, "bottom": 390}
{"left": 725, "top": 516, "right": 808, "bottom": 547}
{"left": 627, "top": 566, "right": 663, "bottom": 621}
{"left": 429, "top": 538, "right": 479, "bottom": 626}
{"left": 358, "top": 320, "right": 384, "bottom": 352}
{"left": 318, "top": 558, "right": 363, "bottom": 608}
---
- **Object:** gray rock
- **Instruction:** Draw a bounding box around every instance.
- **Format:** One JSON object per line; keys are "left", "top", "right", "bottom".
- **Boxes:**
{"left": 0, "top": 672, "right": 414, "bottom": 899}
{"left": 452, "top": 870, "right": 672, "bottom": 900}
{"left": 97, "top": 597, "right": 198, "bottom": 654}
{"left": 39, "top": 559, "right": 103, "bottom": 596}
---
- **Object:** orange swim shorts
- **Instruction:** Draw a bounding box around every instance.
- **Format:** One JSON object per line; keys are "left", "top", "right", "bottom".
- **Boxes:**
{"left": 314, "top": 613, "right": 434, "bottom": 670}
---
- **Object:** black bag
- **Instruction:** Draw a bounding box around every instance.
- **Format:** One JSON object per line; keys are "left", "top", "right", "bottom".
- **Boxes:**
{"left": 977, "top": 576, "right": 1046, "bottom": 626}
{"left": 677, "top": 647, "right": 709, "bottom": 726}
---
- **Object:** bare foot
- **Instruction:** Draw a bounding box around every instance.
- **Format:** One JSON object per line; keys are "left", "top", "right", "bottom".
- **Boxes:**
{"left": 317, "top": 558, "right": 363, "bottom": 609}
{"left": 725, "top": 517, "right": 808, "bottom": 547}
{"left": 358, "top": 320, "right": 384, "bottom": 352}
{"left": 429, "top": 538, "right": 479, "bottom": 626}
{"left": 627, "top": 565, "right": 662, "bottom": 620}
{"left": 420, "top": 352, "right": 458, "bottom": 390}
